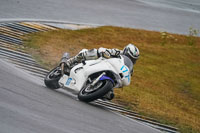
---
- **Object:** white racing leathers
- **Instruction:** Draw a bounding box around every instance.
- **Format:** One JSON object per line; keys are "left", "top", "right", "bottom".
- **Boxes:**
{"left": 61, "top": 48, "right": 123, "bottom": 68}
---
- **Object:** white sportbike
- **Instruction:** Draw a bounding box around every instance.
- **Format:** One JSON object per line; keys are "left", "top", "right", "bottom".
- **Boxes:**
{"left": 44, "top": 55, "right": 133, "bottom": 102}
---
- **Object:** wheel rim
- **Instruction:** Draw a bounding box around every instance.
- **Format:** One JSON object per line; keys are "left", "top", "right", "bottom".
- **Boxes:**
{"left": 82, "top": 81, "right": 105, "bottom": 95}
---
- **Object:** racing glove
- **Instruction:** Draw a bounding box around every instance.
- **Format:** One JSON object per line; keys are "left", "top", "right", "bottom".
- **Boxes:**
{"left": 98, "top": 47, "right": 122, "bottom": 58}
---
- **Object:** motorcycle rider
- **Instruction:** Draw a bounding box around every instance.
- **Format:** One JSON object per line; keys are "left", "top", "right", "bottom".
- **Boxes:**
{"left": 60, "top": 43, "right": 140, "bottom": 100}
{"left": 61, "top": 44, "right": 139, "bottom": 70}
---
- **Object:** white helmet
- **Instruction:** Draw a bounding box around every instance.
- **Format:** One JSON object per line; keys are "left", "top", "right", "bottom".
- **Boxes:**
{"left": 123, "top": 44, "right": 139, "bottom": 64}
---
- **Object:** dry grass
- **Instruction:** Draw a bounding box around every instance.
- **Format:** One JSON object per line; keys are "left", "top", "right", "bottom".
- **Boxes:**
{"left": 24, "top": 26, "right": 200, "bottom": 133}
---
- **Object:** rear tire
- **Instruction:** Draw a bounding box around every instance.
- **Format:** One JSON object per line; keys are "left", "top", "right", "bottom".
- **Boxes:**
{"left": 44, "top": 67, "right": 61, "bottom": 89}
{"left": 78, "top": 80, "right": 113, "bottom": 102}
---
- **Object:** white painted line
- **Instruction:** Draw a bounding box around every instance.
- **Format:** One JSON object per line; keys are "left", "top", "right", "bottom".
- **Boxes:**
{"left": 0, "top": 49, "right": 35, "bottom": 61}
{"left": 0, "top": 46, "right": 31, "bottom": 57}
{"left": 0, "top": 54, "right": 37, "bottom": 65}
{"left": 0, "top": 18, "right": 102, "bottom": 27}
{"left": 10, "top": 61, "right": 48, "bottom": 73}
{"left": 14, "top": 64, "right": 46, "bottom": 76}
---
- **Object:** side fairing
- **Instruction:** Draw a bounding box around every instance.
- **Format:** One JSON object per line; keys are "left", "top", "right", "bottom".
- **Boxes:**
{"left": 60, "top": 58, "right": 118, "bottom": 92}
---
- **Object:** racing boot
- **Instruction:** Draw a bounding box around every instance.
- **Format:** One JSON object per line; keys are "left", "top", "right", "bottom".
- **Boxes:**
{"left": 60, "top": 57, "right": 76, "bottom": 75}
{"left": 61, "top": 53, "right": 85, "bottom": 75}
{"left": 66, "top": 53, "right": 85, "bottom": 68}
{"left": 60, "top": 52, "right": 72, "bottom": 75}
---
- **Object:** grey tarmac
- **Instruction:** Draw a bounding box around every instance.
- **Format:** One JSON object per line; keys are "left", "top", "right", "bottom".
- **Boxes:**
{"left": 0, "top": 59, "right": 161, "bottom": 133}
{"left": 0, "top": 0, "right": 200, "bottom": 34}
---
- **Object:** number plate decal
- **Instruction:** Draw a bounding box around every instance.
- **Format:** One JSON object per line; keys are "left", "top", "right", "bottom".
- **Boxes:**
{"left": 66, "top": 78, "right": 72, "bottom": 85}
{"left": 120, "top": 65, "right": 130, "bottom": 82}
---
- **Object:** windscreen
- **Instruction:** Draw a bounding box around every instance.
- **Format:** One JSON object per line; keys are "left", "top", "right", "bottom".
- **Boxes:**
{"left": 122, "top": 55, "right": 133, "bottom": 74}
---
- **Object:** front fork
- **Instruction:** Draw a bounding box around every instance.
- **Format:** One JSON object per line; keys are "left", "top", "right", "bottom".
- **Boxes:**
{"left": 91, "top": 72, "right": 106, "bottom": 86}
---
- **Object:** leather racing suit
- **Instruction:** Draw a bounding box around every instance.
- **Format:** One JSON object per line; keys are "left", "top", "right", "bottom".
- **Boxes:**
{"left": 60, "top": 48, "right": 123, "bottom": 68}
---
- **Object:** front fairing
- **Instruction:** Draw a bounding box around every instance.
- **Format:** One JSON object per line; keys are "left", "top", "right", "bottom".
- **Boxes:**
{"left": 107, "top": 56, "right": 131, "bottom": 86}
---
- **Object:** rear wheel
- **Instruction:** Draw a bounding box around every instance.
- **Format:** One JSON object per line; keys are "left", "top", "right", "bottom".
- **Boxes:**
{"left": 78, "top": 80, "right": 113, "bottom": 102}
{"left": 44, "top": 67, "right": 61, "bottom": 89}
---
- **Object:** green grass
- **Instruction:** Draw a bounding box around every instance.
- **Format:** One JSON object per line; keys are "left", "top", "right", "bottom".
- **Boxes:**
{"left": 23, "top": 26, "right": 200, "bottom": 133}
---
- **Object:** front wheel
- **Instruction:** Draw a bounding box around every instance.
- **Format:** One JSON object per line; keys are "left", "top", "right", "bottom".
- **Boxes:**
{"left": 44, "top": 66, "right": 61, "bottom": 89}
{"left": 78, "top": 80, "right": 113, "bottom": 102}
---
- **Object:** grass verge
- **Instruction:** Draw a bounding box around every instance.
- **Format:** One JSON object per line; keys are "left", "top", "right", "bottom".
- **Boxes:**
{"left": 23, "top": 26, "right": 200, "bottom": 133}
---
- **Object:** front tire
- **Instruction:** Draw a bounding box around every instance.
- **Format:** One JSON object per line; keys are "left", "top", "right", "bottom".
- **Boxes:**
{"left": 78, "top": 80, "right": 113, "bottom": 102}
{"left": 44, "top": 67, "right": 61, "bottom": 89}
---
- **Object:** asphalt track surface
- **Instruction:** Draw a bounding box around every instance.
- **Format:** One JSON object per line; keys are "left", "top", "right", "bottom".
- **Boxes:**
{"left": 0, "top": 59, "right": 161, "bottom": 133}
{"left": 0, "top": 0, "right": 200, "bottom": 34}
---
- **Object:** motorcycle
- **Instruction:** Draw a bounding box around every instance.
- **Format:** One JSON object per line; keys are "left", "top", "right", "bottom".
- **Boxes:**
{"left": 44, "top": 54, "right": 133, "bottom": 102}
